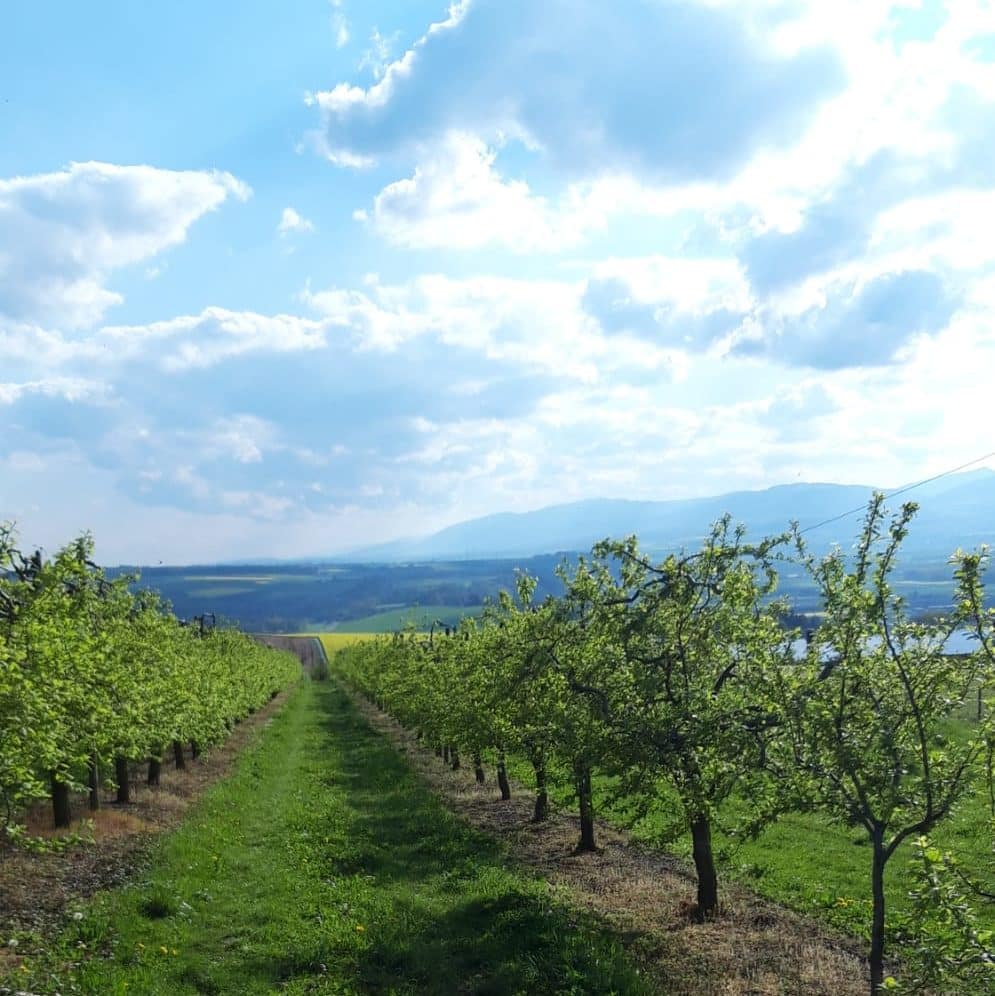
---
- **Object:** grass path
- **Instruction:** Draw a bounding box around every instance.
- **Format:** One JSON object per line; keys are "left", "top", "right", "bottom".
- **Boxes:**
{"left": 8, "top": 681, "right": 647, "bottom": 996}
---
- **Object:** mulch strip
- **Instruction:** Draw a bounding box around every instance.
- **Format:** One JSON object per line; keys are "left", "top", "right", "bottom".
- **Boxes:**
{"left": 350, "top": 691, "right": 874, "bottom": 996}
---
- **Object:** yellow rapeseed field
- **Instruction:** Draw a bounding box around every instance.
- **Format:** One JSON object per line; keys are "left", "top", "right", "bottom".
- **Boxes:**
{"left": 317, "top": 633, "right": 378, "bottom": 656}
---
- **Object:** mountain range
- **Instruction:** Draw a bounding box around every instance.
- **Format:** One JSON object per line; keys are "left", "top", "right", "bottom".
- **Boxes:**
{"left": 345, "top": 468, "right": 995, "bottom": 562}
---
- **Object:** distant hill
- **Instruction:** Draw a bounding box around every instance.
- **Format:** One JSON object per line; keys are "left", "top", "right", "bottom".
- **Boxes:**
{"left": 116, "top": 470, "right": 995, "bottom": 631}
{"left": 344, "top": 469, "right": 995, "bottom": 562}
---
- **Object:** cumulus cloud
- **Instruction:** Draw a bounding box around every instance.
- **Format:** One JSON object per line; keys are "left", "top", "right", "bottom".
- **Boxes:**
{"left": 0, "top": 162, "right": 249, "bottom": 329}
{"left": 313, "top": 0, "right": 843, "bottom": 182}
{"left": 358, "top": 132, "right": 603, "bottom": 251}
{"left": 0, "top": 376, "right": 109, "bottom": 406}
{"left": 304, "top": 271, "right": 677, "bottom": 381}
{"left": 741, "top": 152, "right": 920, "bottom": 293}
{"left": 277, "top": 206, "right": 315, "bottom": 237}
{"left": 735, "top": 269, "right": 958, "bottom": 368}
{"left": 580, "top": 256, "right": 752, "bottom": 348}
{"left": 99, "top": 307, "right": 329, "bottom": 370}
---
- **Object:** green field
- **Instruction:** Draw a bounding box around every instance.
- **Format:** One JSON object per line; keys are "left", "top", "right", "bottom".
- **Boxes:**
{"left": 5, "top": 682, "right": 647, "bottom": 995}
{"left": 182, "top": 575, "right": 282, "bottom": 584}
{"left": 329, "top": 604, "right": 484, "bottom": 633}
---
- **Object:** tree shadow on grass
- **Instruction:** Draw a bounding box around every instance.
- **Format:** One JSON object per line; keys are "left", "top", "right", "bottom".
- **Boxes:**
{"left": 350, "top": 891, "right": 652, "bottom": 995}
{"left": 308, "top": 684, "right": 655, "bottom": 994}
{"left": 317, "top": 685, "right": 508, "bottom": 885}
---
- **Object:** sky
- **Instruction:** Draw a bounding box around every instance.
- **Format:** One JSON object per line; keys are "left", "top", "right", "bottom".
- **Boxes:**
{"left": 2, "top": 0, "right": 995, "bottom": 564}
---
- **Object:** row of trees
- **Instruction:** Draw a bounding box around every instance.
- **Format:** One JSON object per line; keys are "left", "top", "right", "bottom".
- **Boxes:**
{"left": 0, "top": 526, "right": 300, "bottom": 835}
{"left": 333, "top": 496, "right": 995, "bottom": 994}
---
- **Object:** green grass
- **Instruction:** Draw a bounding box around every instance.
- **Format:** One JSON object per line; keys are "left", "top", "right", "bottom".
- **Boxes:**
{"left": 7, "top": 682, "right": 648, "bottom": 996}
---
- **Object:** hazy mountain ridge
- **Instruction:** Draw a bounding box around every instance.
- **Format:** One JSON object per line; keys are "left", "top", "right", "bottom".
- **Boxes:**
{"left": 345, "top": 469, "right": 995, "bottom": 562}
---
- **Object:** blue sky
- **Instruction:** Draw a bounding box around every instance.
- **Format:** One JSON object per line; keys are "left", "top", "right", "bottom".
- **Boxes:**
{"left": 2, "top": 0, "right": 994, "bottom": 563}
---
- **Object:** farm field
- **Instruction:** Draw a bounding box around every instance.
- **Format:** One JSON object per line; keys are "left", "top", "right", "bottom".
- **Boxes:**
{"left": 117, "top": 559, "right": 553, "bottom": 634}
{"left": 317, "top": 631, "right": 377, "bottom": 653}
{"left": 329, "top": 603, "right": 484, "bottom": 633}
{"left": 118, "top": 555, "right": 971, "bottom": 638}
{"left": 2, "top": 681, "right": 648, "bottom": 996}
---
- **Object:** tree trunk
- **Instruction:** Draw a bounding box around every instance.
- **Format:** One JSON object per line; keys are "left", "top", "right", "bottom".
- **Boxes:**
{"left": 147, "top": 753, "right": 162, "bottom": 787}
{"left": 51, "top": 773, "right": 71, "bottom": 829}
{"left": 576, "top": 763, "right": 596, "bottom": 852}
{"left": 869, "top": 836, "right": 887, "bottom": 996}
{"left": 173, "top": 740, "right": 186, "bottom": 770}
{"left": 190, "top": 740, "right": 200, "bottom": 760}
{"left": 691, "top": 814, "right": 719, "bottom": 917}
{"left": 531, "top": 753, "right": 549, "bottom": 823}
{"left": 443, "top": 745, "right": 450, "bottom": 764}
{"left": 434, "top": 745, "right": 443, "bottom": 758}
{"left": 88, "top": 756, "right": 100, "bottom": 811}
{"left": 497, "top": 752, "right": 512, "bottom": 800}
{"left": 473, "top": 753, "right": 485, "bottom": 784}
{"left": 450, "top": 748, "right": 461, "bottom": 771}
{"left": 115, "top": 756, "right": 131, "bottom": 804}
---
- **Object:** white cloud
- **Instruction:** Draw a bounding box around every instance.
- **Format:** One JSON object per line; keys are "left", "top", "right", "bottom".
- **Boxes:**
{"left": 334, "top": 0, "right": 995, "bottom": 291}
{"left": 361, "top": 132, "right": 607, "bottom": 251}
{"left": 0, "top": 376, "right": 109, "bottom": 405}
{"left": 590, "top": 256, "right": 753, "bottom": 316}
{"left": 734, "top": 268, "right": 958, "bottom": 368}
{"left": 220, "top": 490, "right": 295, "bottom": 519}
{"left": 358, "top": 28, "right": 397, "bottom": 81}
{"left": 304, "top": 270, "right": 678, "bottom": 381}
{"left": 99, "top": 307, "right": 329, "bottom": 370}
{"left": 0, "top": 162, "right": 249, "bottom": 329}
{"left": 871, "top": 188, "right": 995, "bottom": 272}
{"left": 313, "top": 0, "right": 842, "bottom": 182}
{"left": 277, "top": 206, "right": 315, "bottom": 237}
{"left": 205, "top": 415, "right": 278, "bottom": 464}
{"left": 330, "top": 1, "right": 349, "bottom": 49}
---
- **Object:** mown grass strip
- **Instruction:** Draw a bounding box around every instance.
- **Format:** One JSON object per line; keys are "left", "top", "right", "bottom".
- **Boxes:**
{"left": 7, "top": 681, "right": 649, "bottom": 996}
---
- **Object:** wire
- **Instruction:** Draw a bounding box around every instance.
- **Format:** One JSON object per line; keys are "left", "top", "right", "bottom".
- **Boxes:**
{"left": 798, "top": 449, "right": 995, "bottom": 536}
